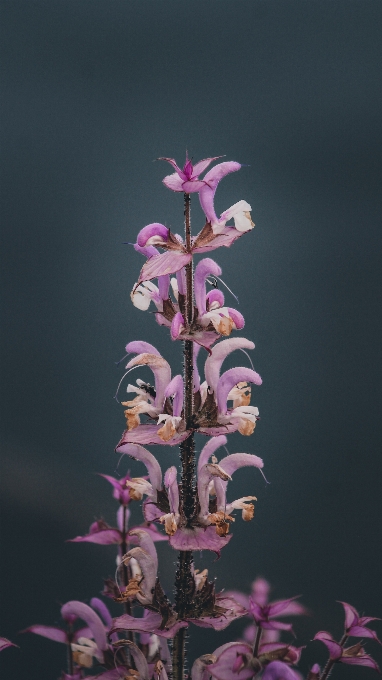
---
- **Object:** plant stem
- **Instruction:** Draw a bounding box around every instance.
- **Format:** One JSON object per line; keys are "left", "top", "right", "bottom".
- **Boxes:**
{"left": 172, "top": 194, "right": 195, "bottom": 680}
{"left": 253, "top": 625, "right": 262, "bottom": 657}
{"left": 120, "top": 504, "right": 135, "bottom": 659}
{"left": 319, "top": 634, "right": 348, "bottom": 680}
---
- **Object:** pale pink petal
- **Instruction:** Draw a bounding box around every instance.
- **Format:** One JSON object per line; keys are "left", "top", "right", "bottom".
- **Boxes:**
{"left": 194, "top": 343, "right": 201, "bottom": 392}
{"left": 158, "top": 275, "right": 170, "bottom": 300}
{"left": 171, "top": 312, "right": 185, "bottom": 340}
{"left": 137, "top": 223, "right": 169, "bottom": 248}
{"left": 206, "top": 289, "right": 225, "bottom": 308}
{"left": 164, "top": 466, "right": 179, "bottom": 515}
{"left": 128, "top": 522, "right": 168, "bottom": 543}
{"left": 123, "top": 546, "right": 157, "bottom": 604}
{"left": 158, "top": 157, "right": 185, "bottom": 178}
{"left": 182, "top": 180, "right": 206, "bottom": 193}
{"left": 23, "top": 625, "right": 67, "bottom": 643}
{"left": 125, "top": 340, "right": 161, "bottom": 357}
{"left": 192, "top": 157, "right": 224, "bottom": 178}
{"left": 126, "top": 353, "right": 171, "bottom": 410}
{"left": 339, "top": 601, "right": 359, "bottom": 630}
{"left": 227, "top": 308, "right": 245, "bottom": 329}
{"left": 111, "top": 612, "right": 187, "bottom": 638}
{"left": 191, "top": 654, "right": 217, "bottom": 680}
{"left": 176, "top": 267, "right": 186, "bottom": 295}
{"left": 198, "top": 422, "right": 239, "bottom": 437}
{"left": 60, "top": 601, "right": 108, "bottom": 651}
{"left": 169, "top": 526, "right": 231, "bottom": 555}
{"left": 251, "top": 577, "right": 271, "bottom": 606}
{"left": 193, "top": 227, "right": 245, "bottom": 254}
{"left": 164, "top": 374, "right": 184, "bottom": 417}
{"left": 129, "top": 529, "right": 159, "bottom": 572}
{"left": 217, "top": 367, "right": 262, "bottom": 416}
{"left": 219, "top": 452, "right": 264, "bottom": 478}
{"left": 197, "top": 435, "right": 228, "bottom": 474}
{"left": 116, "top": 443, "right": 162, "bottom": 493}
{"left": 90, "top": 598, "right": 112, "bottom": 629}
{"left": 163, "top": 173, "right": 186, "bottom": 191}
{"left": 138, "top": 252, "right": 192, "bottom": 284}
{"left": 194, "top": 258, "right": 222, "bottom": 315}
{"left": 205, "top": 338, "right": 255, "bottom": 396}
{"left": 69, "top": 529, "right": 121, "bottom": 545}
{"left": 116, "top": 424, "right": 191, "bottom": 447}
{"left": 268, "top": 596, "right": 302, "bottom": 617}
{"left": 314, "top": 631, "right": 342, "bottom": 660}
{"left": 208, "top": 642, "right": 253, "bottom": 680}
{"left": 199, "top": 162, "right": 241, "bottom": 225}
{"left": 190, "top": 596, "right": 246, "bottom": 631}
{"left": 134, "top": 243, "right": 159, "bottom": 258}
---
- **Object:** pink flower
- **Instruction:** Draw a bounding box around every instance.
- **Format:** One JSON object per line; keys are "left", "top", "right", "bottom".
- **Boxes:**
{"left": 160, "top": 154, "right": 224, "bottom": 193}
{"left": 314, "top": 632, "right": 380, "bottom": 671}
{"left": 0, "top": 637, "right": 18, "bottom": 652}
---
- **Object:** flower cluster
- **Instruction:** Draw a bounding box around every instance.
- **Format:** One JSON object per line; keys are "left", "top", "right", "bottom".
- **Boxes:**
{"left": 6, "top": 155, "right": 379, "bottom": 680}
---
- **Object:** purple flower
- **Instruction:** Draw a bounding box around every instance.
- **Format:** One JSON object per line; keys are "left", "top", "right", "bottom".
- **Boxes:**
{"left": 249, "top": 595, "right": 303, "bottom": 634}
{"left": 160, "top": 154, "right": 224, "bottom": 193}
{"left": 339, "top": 600, "right": 381, "bottom": 642}
{"left": 118, "top": 437, "right": 263, "bottom": 554}
{"left": 314, "top": 632, "right": 381, "bottom": 671}
{"left": 0, "top": 637, "right": 18, "bottom": 652}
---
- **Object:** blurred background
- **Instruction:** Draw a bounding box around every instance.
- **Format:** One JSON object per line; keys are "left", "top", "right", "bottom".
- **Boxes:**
{"left": 1, "top": 1, "right": 382, "bottom": 678}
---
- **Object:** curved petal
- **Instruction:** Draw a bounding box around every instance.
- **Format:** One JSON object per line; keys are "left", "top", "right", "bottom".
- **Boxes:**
{"left": 138, "top": 252, "right": 192, "bottom": 284}
{"left": 128, "top": 529, "right": 158, "bottom": 574}
{"left": 158, "top": 275, "right": 170, "bottom": 300}
{"left": 23, "top": 625, "right": 67, "bottom": 643}
{"left": 116, "top": 443, "right": 162, "bottom": 495}
{"left": 164, "top": 466, "right": 179, "bottom": 515}
{"left": 208, "top": 642, "right": 253, "bottom": 680}
{"left": 313, "top": 631, "right": 342, "bottom": 660}
{"left": 127, "top": 642, "right": 150, "bottom": 680}
{"left": 158, "top": 158, "right": 185, "bottom": 177}
{"left": 227, "top": 308, "right": 245, "bottom": 329}
{"left": 199, "top": 162, "right": 242, "bottom": 225}
{"left": 217, "top": 368, "right": 262, "bottom": 416}
{"left": 191, "top": 654, "right": 217, "bottom": 680}
{"left": 171, "top": 312, "right": 185, "bottom": 340}
{"left": 219, "top": 452, "right": 264, "bottom": 478}
{"left": 206, "top": 289, "right": 225, "bottom": 308}
{"left": 126, "top": 353, "right": 171, "bottom": 410}
{"left": 198, "top": 462, "right": 231, "bottom": 518}
{"left": 205, "top": 338, "right": 255, "bottom": 396}
{"left": 197, "top": 435, "right": 228, "bottom": 474}
{"left": 126, "top": 341, "right": 161, "bottom": 357}
{"left": 194, "top": 259, "right": 222, "bottom": 315}
{"left": 122, "top": 547, "right": 157, "bottom": 605}
{"left": 176, "top": 267, "right": 186, "bottom": 295}
{"left": 134, "top": 243, "right": 159, "bottom": 259}
{"left": 268, "top": 596, "right": 303, "bottom": 617}
{"left": 90, "top": 598, "right": 112, "bottom": 629}
{"left": 137, "top": 224, "right": 169, "bottom": 248}
{"left": 60, "top": 602, "right": 108, "bottom": 652}
{"left": 164, "top": 374, "right": 184, "bottom": 417}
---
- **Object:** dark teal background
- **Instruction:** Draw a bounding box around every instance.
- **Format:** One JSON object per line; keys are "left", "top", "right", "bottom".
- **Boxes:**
{"left": 1, "top": 1, "right": 382, "bottom": 678}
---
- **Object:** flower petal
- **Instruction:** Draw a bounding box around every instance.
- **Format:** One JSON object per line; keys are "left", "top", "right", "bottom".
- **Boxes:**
{"left": 313, "top": 631, "right": 342, "bottom": 660}
{"left": 69, "top": 529, "right": 121, "bottom": 545}
{"left": 217, "top": 367, "right": 262, "bottom": 416}
{"left": 138, "top": 252, "right": 192, "bottom": 284}
{"left": 190, "top": 595, "right": 246, "bottom": 631}
{"left": 169, "top": 526, "right": 231, "bottom": 554}
{"left": 111, "top": 612, "right": 187, "bottom": 638}
{"left": 116, "top": 443, "right": 162, "bottom": 496}
{"left": 137, "top": 223, "right": 169, "bottom": 248}
{"left": 339, "top": 601, "right": 359, "bottom": 630}
{"left": 199, "top": 162, "right": 241, "bottom": 225}
{"left": 192, "top": 157, "right": 224, "bottom": 177}
{"left": 205, "top": 338, "right": 255, "bottom": 397}
{"left": 171, "top": 312, "right": 185, "bottom": 340}
{"left": 126, "top": 353, "right": 171, "bottom": 410}
{"left": 61, "top": 602, "right": 108, "bottom": 652}
{"left": 262, "top": 661, "right": 301, "bottom": 680}
{"left": 23, "top": 625, "right": 67, "bottom": 643}
{"left": 197, "top": 435, "right": 228, "bottom": 474}
{"left": 116, "top": 424, "right": 191, "bottom": 447}
{"left": 164, "top": 466, "right": 180, "bottom": 515}
{"left": 194, "top": 258, "right": 222, "bottom": 315}
{"left": 208, "top": 642, "right": 253, "bottom": 680}
{"left": 163, "top": 173, "right": 186, "bottom": 191}
{"left": 164, "top": 374, "right": 184, "bottom": 417}
{"left": 126, "top": 340, "right": 161, "bottom": 357}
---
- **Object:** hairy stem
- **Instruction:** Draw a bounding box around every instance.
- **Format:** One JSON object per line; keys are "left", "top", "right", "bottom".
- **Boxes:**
{"left": 172, "top": 194, "right": 195, "bottom": 680}
{"left": 120, "top": 504, "right": 135, "bottom": 660}
{"left": 319, "top": 634, "right": 348, "bottom": 680}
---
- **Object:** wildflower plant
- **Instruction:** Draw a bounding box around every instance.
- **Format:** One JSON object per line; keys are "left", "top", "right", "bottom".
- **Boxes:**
{"left": 4, "top": 154, "right": 379, "bottom": 679}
